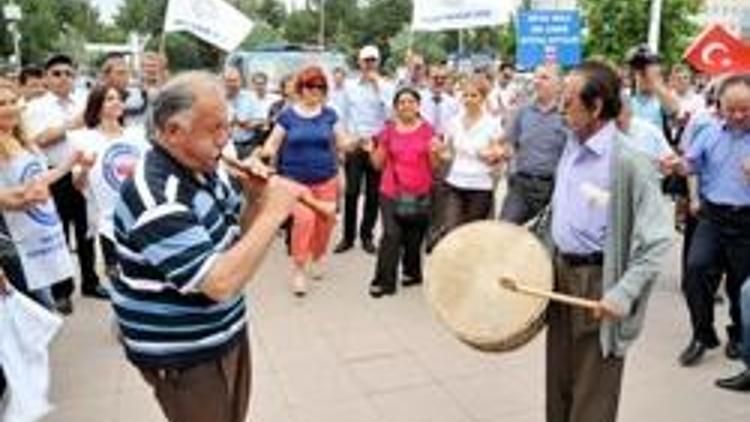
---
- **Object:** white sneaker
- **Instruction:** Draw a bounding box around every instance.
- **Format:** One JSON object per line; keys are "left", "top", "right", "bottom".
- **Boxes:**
{"left": 291, "top": 271, "right": 308, "bottom": 297}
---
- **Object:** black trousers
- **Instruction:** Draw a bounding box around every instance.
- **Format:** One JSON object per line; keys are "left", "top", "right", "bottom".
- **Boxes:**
{"left": 371, "top": 197, "right": 429, "bottom": 292}
{"left": 442, "top": 184, "right": 493, "bottom": 235}
{"left": 342, "top": 149, "right": 380, "bottom": 243}
{"left": 50, "top": 173, "right": 99, "bottom": 299}
{"left": 500, "top": 174, "right": 555, "bottom": 225}
{"left": 683, "top": 203, "right": 750, "bottom": 345}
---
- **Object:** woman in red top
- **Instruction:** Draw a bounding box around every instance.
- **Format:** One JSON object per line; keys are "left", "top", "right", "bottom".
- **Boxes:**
{"left": 367, "top": 87, "right": 441, "bottom": 298}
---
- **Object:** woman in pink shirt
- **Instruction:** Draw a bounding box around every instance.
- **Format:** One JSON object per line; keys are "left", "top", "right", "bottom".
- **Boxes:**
{"left": 367, "top": 87, "right": 440, "bottom": 298}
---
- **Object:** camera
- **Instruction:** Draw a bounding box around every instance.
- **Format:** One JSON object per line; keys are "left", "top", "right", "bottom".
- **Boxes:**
{"left": 626, "top": 44, "right": 661, "bottom": 71}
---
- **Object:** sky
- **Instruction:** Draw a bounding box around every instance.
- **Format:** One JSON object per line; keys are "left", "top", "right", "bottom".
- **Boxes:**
{"left": 90, "top": 0, "right": 305, "bottom": 23}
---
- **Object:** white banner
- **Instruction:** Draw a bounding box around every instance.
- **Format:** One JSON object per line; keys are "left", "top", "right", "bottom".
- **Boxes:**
{"left": 412, "top": 0, "right": 517, "bottom": 32}
{"left": 164, "top": 0, "right": 254, "bottom": 52}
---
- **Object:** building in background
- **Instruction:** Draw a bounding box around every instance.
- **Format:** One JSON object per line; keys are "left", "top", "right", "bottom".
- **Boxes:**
{"left": 530, "top": 0, "right": 577, "bottom": 9}
{"left": 699, "top": 0, "right": 750, "bottom": 40}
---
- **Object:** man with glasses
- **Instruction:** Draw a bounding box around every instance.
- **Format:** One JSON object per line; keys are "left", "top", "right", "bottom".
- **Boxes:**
{"left": 22, "top": 54, "right": 107, "bottom": 314}
{"left": 335, "top": 45, "right": 394, "bottom": 254}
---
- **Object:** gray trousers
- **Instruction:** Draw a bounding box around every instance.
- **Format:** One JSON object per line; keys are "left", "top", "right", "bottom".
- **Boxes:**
{"left": 500, "top": 174, "right": 554, "bottom": 225}
{"left": 546, "top": 258, "right": 625, "bottom": 422}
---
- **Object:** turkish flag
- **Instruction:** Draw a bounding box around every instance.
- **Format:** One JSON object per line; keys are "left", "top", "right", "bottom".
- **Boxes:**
{"left": 684, "top": 24, "right": 750, "bottom": 75}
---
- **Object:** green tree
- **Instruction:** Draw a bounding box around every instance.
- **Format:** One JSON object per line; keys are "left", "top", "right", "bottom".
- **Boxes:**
{"left": 0, "top": 0, "right": 113, "bottom": 66}
{"left": 114, "top": 0, "right": 167, "bottom": 37}
{"left": 579, "top": 0, "right": 702, "bottom": 66}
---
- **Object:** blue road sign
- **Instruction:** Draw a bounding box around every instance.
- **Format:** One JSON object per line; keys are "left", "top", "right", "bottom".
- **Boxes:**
{"left": 516, "top": 10, "right": 582, "bottom": 69}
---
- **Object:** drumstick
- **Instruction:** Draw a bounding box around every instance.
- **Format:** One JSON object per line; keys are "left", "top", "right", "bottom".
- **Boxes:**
{"left": 220, "top": 153, "right": 336, "bottom": 220}
{"left": 498, "top": 278, "right": 600, "bottom": 310}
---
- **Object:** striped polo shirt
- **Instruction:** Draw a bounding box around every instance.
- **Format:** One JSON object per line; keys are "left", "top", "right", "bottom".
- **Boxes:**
{"left": 111, "top": 144, "right": 247, "bottom": 369}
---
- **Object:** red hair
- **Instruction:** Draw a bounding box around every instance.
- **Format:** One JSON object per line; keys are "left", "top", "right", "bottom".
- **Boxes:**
{"left": 295, "top": 66, "right": 328, "bottom": 95}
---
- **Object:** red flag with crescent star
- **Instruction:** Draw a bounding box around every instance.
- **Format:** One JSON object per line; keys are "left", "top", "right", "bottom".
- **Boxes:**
{"left": 683, "top": 24, "right": 750, "bottom": 75}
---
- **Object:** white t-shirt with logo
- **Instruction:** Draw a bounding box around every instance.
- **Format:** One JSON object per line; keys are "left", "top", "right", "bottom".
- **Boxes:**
{"left": 0, "top": 151, "right": 74, "bottom": 290}
{"left": 445, "top": 112, "right": 504, "bottom": 191}
{"left": 70, "top": 127, "right": 150, "bottom": 241}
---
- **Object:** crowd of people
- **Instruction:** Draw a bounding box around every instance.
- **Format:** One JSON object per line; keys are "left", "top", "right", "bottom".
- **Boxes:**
{"left": 0, "top": 39, "right": 747, "bottom": 422}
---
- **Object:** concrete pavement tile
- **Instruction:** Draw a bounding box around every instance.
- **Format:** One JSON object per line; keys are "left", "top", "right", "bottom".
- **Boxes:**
{"left": 288, "top": 398, "right": 381, "bottom": 422}
{"left": 275, "top": 360, "right": 361, "bottom": 407}
{"left": 368, "top": 384, "right": 473, "bottom": 422}
{"left": 347, "top": 354, "right": 433, "bottom": 394}
{"left": 441, "top": 369, "right": 540, "bottom": 421}
{"left": 325, "top": 325, "right": 404, "bottom": 363}
{"left": 42, "top": 395, "right": 117, "bottom": 422}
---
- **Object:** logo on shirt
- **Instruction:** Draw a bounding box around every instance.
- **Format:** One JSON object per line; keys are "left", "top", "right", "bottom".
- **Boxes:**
{"left": 102, "top": 143, "right": 140, "bottom": 191}
{"left": 20, "top": 161, "right": 59, "bottom": 227}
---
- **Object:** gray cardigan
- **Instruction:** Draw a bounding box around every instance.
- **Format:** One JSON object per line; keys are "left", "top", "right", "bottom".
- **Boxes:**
{"left": 599, "top": 133, "right": 674, "bottom": 358}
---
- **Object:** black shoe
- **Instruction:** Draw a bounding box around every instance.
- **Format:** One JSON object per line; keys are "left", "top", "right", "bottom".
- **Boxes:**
{"left": 725, "top": 341, "right": 742, "bottom": 360}
{"left": 402, "top": 275, "right": 422, "bottom": 287}
{"left": 679, "top": 340, "right": 715, "bottom": 367}
{"left": 368, "top": 284, "right": 395, "bottom": 298}
{"left": 82, "top": 285, "right": 110, "bottom": 301}
{"left": 361, "top": 239, "right": 377, "bottom": 254}
{"left": 333, "top": 240, "right": 354, "bottom": 254}
{"left": 55, "top": 297, "right": 74, "bottom": 315}
{"left": 716, "top": 369, "right": 750, "bottom": 392}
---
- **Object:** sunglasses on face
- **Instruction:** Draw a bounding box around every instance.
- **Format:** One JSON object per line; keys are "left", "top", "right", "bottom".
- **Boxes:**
{"left": 363, "top": 58, "right": 378, "bottom": 63}
{"left": 50, "top": 69, "right": 74, "bottom": 78}
{"left": 304, "top": 83, "right": 327, "bottom": 91}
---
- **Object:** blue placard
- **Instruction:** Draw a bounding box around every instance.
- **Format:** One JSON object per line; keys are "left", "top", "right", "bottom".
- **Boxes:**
{"left": 516, "top": 10, "right": 582, "bottom": 69}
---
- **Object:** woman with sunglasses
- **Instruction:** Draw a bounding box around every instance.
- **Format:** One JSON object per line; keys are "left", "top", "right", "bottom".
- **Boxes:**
{"left": 367, "top": 87, "right": 441, "bottom": 298}
{"left": 257, "top": 66, "right": 350, "bottom": 296}
{"left": 70, "top": 84, "right": 149, "bottom": 294}
{"left": 440, "top": 77, "right": 507, "bottom": 236}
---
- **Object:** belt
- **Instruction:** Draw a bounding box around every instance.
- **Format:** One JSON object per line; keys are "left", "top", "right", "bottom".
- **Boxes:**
{"left": 703, "top": 200, "right": 750, "bottom": 216}
{"left": 558, "top": 251, "right": 604, "bottom": 267}
{"left": 516, "top": 172, "right": 554, "bottom": 182}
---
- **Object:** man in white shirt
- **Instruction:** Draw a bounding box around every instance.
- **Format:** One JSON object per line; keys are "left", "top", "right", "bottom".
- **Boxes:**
{"left": 22, "top": 54, "right": 107, "bottom": 313}
{"left": 420, "top": 65, "right": 459, "bottom": 139}
{"left": 335, "top": 45, "right": 395, "bottom": 254}
{"left": 420, "top": 64, "right": 460, "bottom": 251}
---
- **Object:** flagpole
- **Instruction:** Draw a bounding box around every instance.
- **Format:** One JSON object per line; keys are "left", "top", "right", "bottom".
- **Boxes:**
{"left": 648, "top": 0, "right": 663, "bottom": 53}
{"left": 159, "top": 0, "right": 170, "bottom": 58}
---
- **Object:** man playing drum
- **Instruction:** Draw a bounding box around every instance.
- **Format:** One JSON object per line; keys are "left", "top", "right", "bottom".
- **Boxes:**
{"left": 547, "top": 60, "right": 673, "bottom": 422}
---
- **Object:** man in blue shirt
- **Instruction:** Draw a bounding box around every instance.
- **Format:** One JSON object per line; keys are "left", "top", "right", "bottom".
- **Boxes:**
{"left": 223, "top": 67, "right": 258, "bottom": 158}
{"left": 663, "top": 73, "right": 750, "bottom": 368}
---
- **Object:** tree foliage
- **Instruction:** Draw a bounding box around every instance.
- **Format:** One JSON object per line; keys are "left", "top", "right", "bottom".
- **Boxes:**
{"left": 0, "top": 0, "right": 119, "bottom": 66}
{"left": 579, "top": 0, "right": 702, "bottom": 66}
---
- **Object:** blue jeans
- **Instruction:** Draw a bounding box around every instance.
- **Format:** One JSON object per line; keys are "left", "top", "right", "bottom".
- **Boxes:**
{"left": 742, "top": 279, "right": 750, "bottom": 366}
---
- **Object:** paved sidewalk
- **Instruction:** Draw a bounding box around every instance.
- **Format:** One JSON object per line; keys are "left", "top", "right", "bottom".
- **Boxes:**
{"left": 43, "top": 240, "right": 749, "bottom": 422}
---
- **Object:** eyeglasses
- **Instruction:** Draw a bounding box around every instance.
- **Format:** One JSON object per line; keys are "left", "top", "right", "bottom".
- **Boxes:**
{"left": 50, "top": 69, "right": 75, "bottom": 78}
{"left": 363, "top": 57, "right": 378, "bottom": 63}
{"left": 304, "top": 83, "right": 327, "bottom": 91}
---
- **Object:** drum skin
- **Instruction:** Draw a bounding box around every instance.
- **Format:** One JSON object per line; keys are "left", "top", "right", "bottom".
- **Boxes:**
{"left": 424, "top": 221, "right": 554, "bottom": 352}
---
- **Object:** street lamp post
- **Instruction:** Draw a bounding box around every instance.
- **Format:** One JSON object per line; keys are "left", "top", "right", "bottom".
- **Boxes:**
{"left": 3, "top": 0, "right": 23, "bottom": 72}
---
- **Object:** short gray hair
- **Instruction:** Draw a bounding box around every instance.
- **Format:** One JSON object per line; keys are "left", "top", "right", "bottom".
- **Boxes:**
{"left": 151, "top": 71, "right": 224, "bottom": 134}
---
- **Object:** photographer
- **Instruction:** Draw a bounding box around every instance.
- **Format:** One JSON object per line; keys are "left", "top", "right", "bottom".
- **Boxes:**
{"left": 626, "top": 45, "right": 680, "bottom": 134}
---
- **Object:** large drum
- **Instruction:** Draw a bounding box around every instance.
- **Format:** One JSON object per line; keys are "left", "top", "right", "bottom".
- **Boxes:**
{"left": 424, "top": 221, "right": 554, "bottom": 352}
